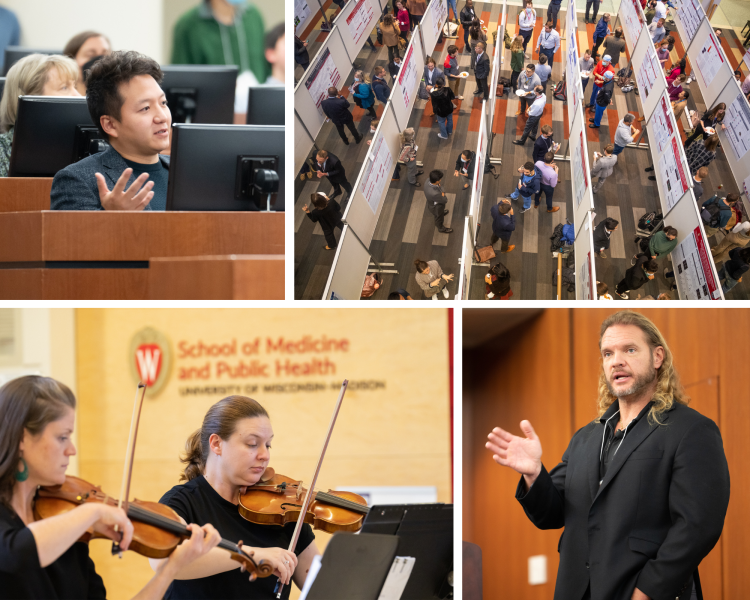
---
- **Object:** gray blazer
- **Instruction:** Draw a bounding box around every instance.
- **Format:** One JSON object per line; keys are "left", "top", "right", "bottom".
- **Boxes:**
{"left": 50, "top": 146, "right": 170, "bottom": 211}
{"left": 591, "top": 154, "right": 617, "bottom": 179}
{"left": 423, "top": 65, "right": 443, "bottom": 87}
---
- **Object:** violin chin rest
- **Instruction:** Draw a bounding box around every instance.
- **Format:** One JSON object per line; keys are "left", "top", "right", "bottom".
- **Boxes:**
{"left": 260, "top": 467, "right": 275, "bottom": 482}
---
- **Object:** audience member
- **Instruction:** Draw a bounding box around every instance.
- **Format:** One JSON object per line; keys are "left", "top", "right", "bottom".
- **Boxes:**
{"left": 509, "top": 36, "right": 525, "bottom": 90}
{"left": 50, "top": 51, "right": 170, "bottom": 211}
{"left": 585, "top": 0, "right": 601, "bottom": 23}
{"left": 431, "top": 77, "right": 455, "bottom": 139}
{"left": 534, "top": 152, "right": 560, "bottom": 213}
{"left": 388, "top": 54, "right": 402, "bottom": 79}
{"left": 591, "top": 145, "right": 617, "bottom": 194}
{"left": 454, "top": 150, "right": 475, "bottom": 190}
{"left": 671, "top": 89, "right": 689, "bottom": 121}
{"left": 587, "top": 54, "right": 614, "bottom": 108}
{"left": 667, "top": 73, "right": 686, "bottom": 101}
{"left": 684, "top": 103, "right": 726, "bottom": 148}
{"left": 425, "top": 170, "right": 453, "bottom": 233}
{"left": 580, "top": 49, "right": 595, "bottom": 92}
{"left": 536, "top": 54, "right": 552, "bottom": 92}
{"left": 381, "top": 14, "right": 402, "bottom": 63}
{"left": 592, "top": 14, "right": 611, "bottom": 57}
{"left": 615, "top": 257, "right": 658, "bottom": 299}
{"left": 597, "top": 281, "right": 613, "bottom": 300}
{"left": 414, "top": 258, "right": 453, "bottom": 299}
{"left": 633, "top": 226, "right": 677, "bottom": 264}
{"left": 0, "top": 6, "right": 20, "bottom": 75}
{"left": 423, "top": 56, "right": 442, "bottom": 92}
{"left": 371, "top": 66, "right": 391, "bottom": 103}
{"left": 1, "top": 54, "right": 80, "bottom": 178}
{"left": 443, "top": 45, "right": 464, "bottom": 99}
{"left": 547, "top": 0, "right": 563, "bottom": 29}
{"left": 63, "top": 31, "right": 112, "bottom": 96}
{"left": 409, "top": 0, "right": 427, "bottom": 28}
{"left": 395, "top": 1, "right": 411, "bottom": 40}
{"left": 516, "top": 64, "right": 541, "bottom": 115}
{"left": 742, "top": 72, "right": 750, "bottom": 95}
{"left": 352, "top": 70, "right": 377, "bottom": 118}
{"left": 303, "top": 192, "right": 343, "bottom": 250}
{"left": 490, "top": 199, "right": 516, "bottom": 253}
{"left": 589, "top": 70, "right": 614, "bottom": 128}
{"left": 399, "top": 127, "right": 423, "bottom": 186}
{"left": 533, "top": 125, "right": 559, "bottom": 163}
{"left": 315, "top": 149, "right": 353, "bottom": 202}
{"left": 656, "top": 39, "right": 670, "bottom": 68}
{"left": 388, "top": 289, "right": 414, "bottom": 299}
{"left": 535, "top": 21, "right": 560, "bottom": 66}
{"left": 460, "top": 0, "right": 478, "bottom": 50}
{"left": 593, "top": 217, "right": 619, "bottom": 258}
{"left": 505, "top": 161, "right": 541, "bottom": 213}
{"left": 294, "top": 35, "right": 310, "bottom": 72}
{"left": 473, "top": 42, "right": 490, "bottom": 100}
{"left": 321, "top": 87, "right": 363, "bottom": 145}
{"left": 468, "top": 19, "right": 488, "bottom": 59}
{"left": 263, "top": 23, "right": 284, "bottom": 85}
{"left": 614, "top": 114, "right": 637, "bottom": 154}
{"left": 649, "top": 18, "right": 666, "bottom": 44}
{"left": 603, "top": 27, "right": 625, "bottom": 67}
{"left": 513, "top": 85, "right": 546, "bottom": 145}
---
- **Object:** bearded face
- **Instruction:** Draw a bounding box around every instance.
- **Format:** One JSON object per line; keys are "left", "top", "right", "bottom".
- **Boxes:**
{"left": 601, "top": 324, "right": 662, "bottom": 400}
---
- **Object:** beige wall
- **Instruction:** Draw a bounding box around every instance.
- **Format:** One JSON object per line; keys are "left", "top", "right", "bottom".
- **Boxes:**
{"left": 2, "top": 0, "right": 284, "bottom": 65}
{"left": 74, "top": 308, "right": 451, "bottom": 600}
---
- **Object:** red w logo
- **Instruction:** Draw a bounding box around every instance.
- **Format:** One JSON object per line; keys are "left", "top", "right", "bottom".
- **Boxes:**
{"left": 135, "top": 344, "right": 163, "bottom": 387}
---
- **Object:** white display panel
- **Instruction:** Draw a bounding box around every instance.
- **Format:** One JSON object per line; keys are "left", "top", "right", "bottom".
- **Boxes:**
{"left": 335, "top": 0, "right": 380, "bottom": 58}
{"left": 619, "top": 0, "right": 645, "bottom": 50}
{"left": 723, "top": 86, "right": 750, "bottom": 162}
{"left": 294, "top": 110, "right": 316, "bottom": 177}
{"left": 294, "top": 27, "right": 353, "bottom": 143}
{"left": 322, "top": 225, "right": 372, "bottom": 300}
{"left": 631, "top": 30, "right": 667, "bottom": 120}
{"left": 343, "top": 106, "right": 402, "bottom": 246}
{"left": 391, "top": 27, "right": 425, "bottom": 130}
{"left": 674, "top": 0, "right": 704, "bottom": 47}
{"left": 713, "top": 79, "right": 750, "bottom": 205}
{"left": 569, "top": 109, "right": 595, "bottom": 235}
{"left": 470, "top": 106, "right": 489, "bottom": 220}
{"left": 295, "top": 0, "right": 313, "bottom": 36}
{"left": 665, "top": 194, "right": 723, "bottom": 300}
{"left": 574, "top": 212, "right": 597, "bottom": 300}
{"left": 687, "top": 19, "right": 734, "bottom": 107}
{"left": 421, "top": 0, "right": 448, "bottom": 56}
{"left": 459, "top": 216, "right": 474, "bottom": 300}
{"left": 488, "top": 5, "right": 506, "bottom": 130}
{"left": 565, "top": 21, "right": 582, "bottom": 129}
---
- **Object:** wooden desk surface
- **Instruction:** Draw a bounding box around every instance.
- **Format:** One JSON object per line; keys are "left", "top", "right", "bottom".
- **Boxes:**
{"left": 0, "top": 211, "right": 284, "bottom": 263}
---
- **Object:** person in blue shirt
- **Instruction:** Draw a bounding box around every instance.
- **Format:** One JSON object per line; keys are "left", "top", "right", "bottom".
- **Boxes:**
{"left": 592, "top": 14, "right": 611, "bottom": 57}
{"left": 490, "top": 199, "right": 516, "bottom": 253}
{"left": 371, "top": 66, "right": 391, "bottom": 104}
{"left": 513, "top": 85, "right": 546, "bottom": 145}
{"left": 547, "top": 0, "right": 563, "bottom": 29}
{"left": 352, "top": 70, "right": 377, "bottom": 118}
{"left": 505, "top": 161, "right": 541, "bottom": 212}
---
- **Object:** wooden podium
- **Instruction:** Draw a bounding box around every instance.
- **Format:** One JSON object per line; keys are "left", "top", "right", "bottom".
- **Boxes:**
{"left": 0, "top": 179, "right": 284, "bottom": 299}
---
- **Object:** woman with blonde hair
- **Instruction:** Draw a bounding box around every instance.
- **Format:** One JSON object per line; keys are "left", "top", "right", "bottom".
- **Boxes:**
{"left": 399, "top": 126, "right": 423, "bottom": 186}
{"left": 0, "top": 54, "right": 80, "bottom": 177}
{"left": 152, "top": 395, "right": 320, "bottom": 599}
{"left": 352, "top": 70, "right": 377, "bottom": 118}
{"left": 510, "top": 35, "right": 525, "bottom": 90}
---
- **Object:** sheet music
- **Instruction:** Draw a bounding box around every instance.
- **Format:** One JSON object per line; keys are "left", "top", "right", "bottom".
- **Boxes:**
{"left": 376, "top": 557, "right": 416, "bottom": 600}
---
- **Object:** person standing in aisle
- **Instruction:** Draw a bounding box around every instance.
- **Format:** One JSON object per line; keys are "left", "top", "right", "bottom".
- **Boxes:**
{"left": 515, "top": 64, "right": 541, "bottom": 115}
{"left": 399, "top": 127, "right": 423, "bottom": 187}
{"left": 602, "top": 27, "right": 625, "bottom": 67}
{"left": 518, "top": 1, "right": 536, "bottom": 57}
{"left": 315, "top": 150, "right": 353, "bottom": 202}
{"left": 589, "top": 70, "right": 615, "bottom": 128}
{"left": 455, "top": 150, "right": 475, "bottom": 190}
{"left": 591, "top": 145, "right": 617, "bottom": 194}
{"left": 474, "top": 41, "right": 490, "bottom": 100}
{"left": 534, "top": 152, "right": 560, "bottom": 213}
{"left": 460, "top": 0, "right": 477, "bottom": 51}
{"left": 490, "top": 199, "right": 516, "bottom": 253}
{"left": 533, "top": 125, "right": 559, "bottom": 164}
{"left": 613, "top": 114, "right": 637, "bottom": 154}
{"left": 588, "top": 54, "right": 614, "bottom": 109}
{"left": 513, "top": 85, "right": 546, "bottom": 145}
{"left": 414, "top": 259, "right": 454, "bottom": 299}
{"left": 547, "top": 0, "right": 562, "bottom": 29}
{"left": 431, "top": 77, "right": 456, "bottom": 139}
{"left": 443, "top": 45, "right": 465, "bottom": 99}
{"left": 505, "top": 161, "right": 541, "bottom": 213}
{"left": 593, "top": 217, "right": 619, "bottom": 258}
{"left": 535, "top": 21, "right": 560, "bottom": 66}
{"left": 615, "top": 256, "right": 658, "bottom": 298}
{"left": 585, "top": 0, "right": 601, "bottom": 23}
{"left": 425, "top": 170, "right": 454, "bottom": 234}
{"left": 303, "top": 192, "right": 343, "bottom": 250}
{"left": 580, "top": 49, "right": 595, "bottom": 92}
{"left": 592, "top": 14, "right": 611, "bottom": 57}
{"left": 535, "top": 54, "right": 552, "bottom": 92}
{"left": 321, "top": 87, "right": 363, "bottom": 145}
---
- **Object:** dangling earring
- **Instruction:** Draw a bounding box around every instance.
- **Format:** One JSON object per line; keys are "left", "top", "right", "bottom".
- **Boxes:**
{"left": 15, "top": 457, "right": 28, "bottom": 482}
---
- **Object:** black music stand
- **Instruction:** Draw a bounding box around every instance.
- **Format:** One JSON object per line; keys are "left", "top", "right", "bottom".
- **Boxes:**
{"left": 361, "top": 503, "right": 454, "bottom": 599}
{"left": 304, "top": 532, "right": 398, "bottom": 600}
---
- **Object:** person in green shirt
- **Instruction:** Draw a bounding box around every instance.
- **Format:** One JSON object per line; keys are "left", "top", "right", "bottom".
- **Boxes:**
{"left": 172, "top": 0, "right": 269, "bottom": 89}
{"left": 632, "top": 226, "right": 679, "bottom": 264}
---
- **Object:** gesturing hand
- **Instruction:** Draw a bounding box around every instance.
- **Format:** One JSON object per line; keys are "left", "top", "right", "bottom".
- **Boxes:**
{"left": 486, "top": 421, "right": 543, "bottom": 481}
{"left": 95, "top": 168, "right": 153, "bottom": 211}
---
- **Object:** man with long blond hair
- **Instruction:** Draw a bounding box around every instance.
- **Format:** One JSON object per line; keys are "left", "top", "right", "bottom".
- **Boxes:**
{"left": 486, "top": 311, "right": 729, "bottom": 600}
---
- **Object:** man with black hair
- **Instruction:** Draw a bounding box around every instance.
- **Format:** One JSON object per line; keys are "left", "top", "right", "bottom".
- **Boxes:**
{"left": 388, "top": 289, "right": 414, "bottom": 299}
{"left": 263, "top": 22, "right": 284, "bottom": 86}
{"left": 505, "top": 161, "right": 540, "bottom": 213}
{"left": 593, "top": 217, "right": 619, "bottom": 258}
{"left": 632, "top": 226, "right": 678, "bottom": 264}
{"left": 314, "top": 150, "right": 352, "bottom": 201}
{"left": 616, "top": 257, "right": 658, "bottom": 299}
{"left": 513, "top": 85, "right": 546, "bottom": 145}
{"left": 701, "top": 193, "right": 738, "bottom": 238}
{"left": 51, "top": 51, "right": 170, "bottom": 211}
{"left": 490, "top": 199, "right": 515, "bottom": 253}
{"left": 321, "top": 87, "right": 363, "bottom": 145}
{"left": 425, "top": 170, "right": 453, "bottom": 234}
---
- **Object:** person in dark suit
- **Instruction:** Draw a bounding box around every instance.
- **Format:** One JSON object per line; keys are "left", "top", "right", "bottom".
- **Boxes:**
{"left": 532, "top": 125, "right": 559, "bottom": 164}
{"left": 423, "top": 57, "right": 443, "bottom": 92}
{"left": 615, "top": 256, "right": 658, "bottom": 299}
{"left": 294, "top": 35, "right": 310, "bottom": 72}
{"left": 473, "top": 41, "right": 490, "bottom": 100}
{"left": 490, "top": 199, "right": 515, "bottom": 253}
{"left": 454, "top": 150, "right": 474, "bottom": 190}
{"left": 314, "top": 150, "right": 352, "bottom": 201}
{"left": 593, "top": 217, "right": 619, "bottom": 258}
{"left": 303, "top": 192, "right": 343, "bottom": 250}
{"left": 50, "top": 50, "right": 171, "bottom": 211}
{"left": 486, "top": 311, "right": 730, "bottom": 600}
{"left": 388, "top": 55, "right": 402, "bottom": 79}
{"left": 320, "top": 86, "right": 363, "bottom": 145}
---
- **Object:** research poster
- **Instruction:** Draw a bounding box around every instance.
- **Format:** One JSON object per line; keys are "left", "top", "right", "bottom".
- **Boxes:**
{"left": 360, "top": 136, "right": 393, "bottom": 214}
{"left": 676, "top": 0, "right": 702, "bottom": 44}
{"left": 398, "top": 44, "right": 418, "bottom": 110}
{"left": 295, "top": 0, "right": 312, "bottom": 36}
{"left": 305, "top": 48, "right": 342, "bottom": 116}
{"left": 573, "top": 131, "right": 588, "bottom": 208}
{"left": 635, "top": 44, "right": 660, "bottom": 102}
{"left": 566, "top": 40, "right": 580, "bottom": 127}
{"left": 432, "top": 0, "right": 448, "bottom": 41}
{"left": 580, "top": 251, "right": 593, "bottom": 299}
{"left": 651, "top": 94, "right": 675, "bottom": 154}
{"left": 672, "top": 228, "right": 721, "bottom": 300}
{"left": 724, "top": 92, "right": 750, "bottom": 161}
{"left": 620, "top": 0, "right": 645, "bottom": 46}
{"left": 657, "top": 137, "right": 689, "bottom": 212}
{"left": 695, "top": 32, "right": 725, "bottom": 89}
{"left": 346, "top": 0, "right": 375, "bottom": 45}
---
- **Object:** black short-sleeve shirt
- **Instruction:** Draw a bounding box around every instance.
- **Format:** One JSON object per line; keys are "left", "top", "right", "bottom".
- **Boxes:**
{"left": 159, "top": 475, "right": 316, "bottom": 600}
{"left": 0, "top": 503, "right": 106, "bottom": 600}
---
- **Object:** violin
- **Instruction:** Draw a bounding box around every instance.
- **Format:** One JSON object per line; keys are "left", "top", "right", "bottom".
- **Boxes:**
{"left": 237, "top": 468, "right": 369, "bottom": 534}
{"left": 34, "top": 475, "right": 273, "bottom": 580}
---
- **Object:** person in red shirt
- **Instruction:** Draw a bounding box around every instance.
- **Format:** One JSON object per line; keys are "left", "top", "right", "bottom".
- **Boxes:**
{"left": 587, "top": 54, "right": 614, "bottom": 109}
{"left": 395, "top": 1, "right": 410, "bottom": 40}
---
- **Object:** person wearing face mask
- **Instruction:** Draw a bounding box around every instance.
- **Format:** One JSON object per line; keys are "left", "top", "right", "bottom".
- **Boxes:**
{"left": 615, "top": 256, "right": 658, "bottom": 299}
{"left": 351, "top": 71, "right": 377, "bottom": 118}
{"left": 62, "top": 31, "right": 112, "bottom": 96}
{"left": 151, "top": 395, "right": 320, "bottom": 599}
{"left": 171, "top": 0, "right": 269, "bottom": 113}
{"left": 518, "top": 1, "right": 536, "bottom": 57}
{"left": 50, "top": 51, "right": 172, "bottom": 211}
{"left": 0, "top": 54, "right": 81, "bottom": 178}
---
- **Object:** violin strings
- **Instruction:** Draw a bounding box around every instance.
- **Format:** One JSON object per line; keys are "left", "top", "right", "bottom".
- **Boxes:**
{"left": 315, "top": 492, "right": 370, "bottom": 513}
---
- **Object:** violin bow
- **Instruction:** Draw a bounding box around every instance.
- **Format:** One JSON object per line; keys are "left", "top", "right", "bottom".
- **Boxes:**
{"left": 112, "top": 382, "right": 147, "bottom": 556}
{"left": 274, "top": 379, "right": 349, "bottom": 599}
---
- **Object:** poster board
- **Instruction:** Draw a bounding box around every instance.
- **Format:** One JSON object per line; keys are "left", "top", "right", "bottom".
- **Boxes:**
{"left": 470, "top": 105, "right": 489, "bottom": 220}
{"left": 294, "top": 109, "right": 316, "bottom": 176}
{"left": 645, "top": 92, "right": 691, "bottom": 215}
{"left": 569, "top": 109, "right": 595, "bottom": 235}
{"left": 295, "top": 0, "right": 313, "bottom": 36}
{"left": 342, "top": 106, "right": 401, "bottom": 246}
{"left": 565, "top": 21, "right": 582, "bottom": 129}
{"left": 674, "top": 0, "right": 704, "bottom": 49}
{"left": 421, "top": 0, "right": 448, "bottom": 56}
{"left": 488, "top": 4, "right": 506, "bottom": 131}
{"left": 631, "top": 30, "right": 667, "bottom": 120}
{"left": 294, "top": 27, "right": 353, "bottom": 142}
{"left": 334, "top": 0, "right": 380, "bottom": 58}
{"left": 391, "top": 27, "right": 426, "bottom": 130}
{"left": 322, "top": 225, "right": 372, "bottom": 300}
{"left": 618, "top": 0, "right": 646, "bottom": 50}
{"left": 714, "top": 79, "right": 750, "bottom": 171}
{"left": 665, "top": 193, "right": 723, "bottom": 300}
{"left": 459, "top": 216, "right": 474, "bottom": 300}
{"left": 574, "top": 212, "right": 597, "bottom": 300}
{"left": 686, "top": 19, "right": 734, "bottom": 108}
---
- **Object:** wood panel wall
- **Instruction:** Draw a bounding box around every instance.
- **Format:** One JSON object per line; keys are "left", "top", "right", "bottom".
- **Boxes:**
{"left": 464, "top": 308, "right": 749, "bottom": 600}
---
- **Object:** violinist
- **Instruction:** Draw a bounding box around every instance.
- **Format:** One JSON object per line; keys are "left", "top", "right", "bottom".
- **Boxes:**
{"left": 0, "top": 375, "right": 221, "bottom": 600}
{"left": 152, "top": 395, "right": 320, "bottom": 599}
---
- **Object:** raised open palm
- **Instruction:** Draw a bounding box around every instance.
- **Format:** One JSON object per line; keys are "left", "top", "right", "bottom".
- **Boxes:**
{"left": 485, "top": 420, "right": 543, "bottom": 477}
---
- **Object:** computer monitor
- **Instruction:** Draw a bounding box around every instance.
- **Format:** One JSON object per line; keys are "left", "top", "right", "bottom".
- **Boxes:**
{"left": 246, "top": 87, "right": 284, "bottom": 126}
{"left": 3, "top": 47, "right": 62, "bottom": 76}
{"left": 166, "top": 124, "right": 284, "bottom": 212}
{"left": 160, "top": 65, "right": 238, "bottom": 125}
{"left": 8, "top": 96, "right": 108, "bottom": 177}
{"left": 0, "top": 78, "right": 5, "bottom": 101}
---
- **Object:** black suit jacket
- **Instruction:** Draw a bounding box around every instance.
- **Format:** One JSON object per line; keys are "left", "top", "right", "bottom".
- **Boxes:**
{"left": 533, "top": 135, "right": 554, "bottom": 164}
{"left": 474, "top": 52, "right": 490, "bottom": 80}
{"left": 321, "top": 97, "right": 354, "bottom": 125}
{"left": 516, "top": 402, "right": 729, "bottom": 600}
{"left": 318, "top": 154, "right": 347, "bottom": 184}
{"left": 592, "top": 220, "right": 613, "bottom": 251}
